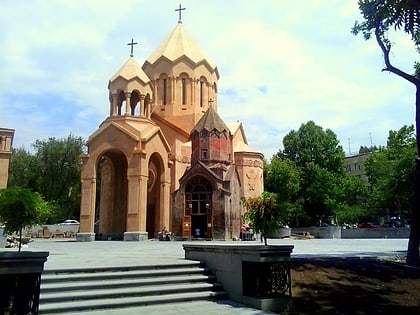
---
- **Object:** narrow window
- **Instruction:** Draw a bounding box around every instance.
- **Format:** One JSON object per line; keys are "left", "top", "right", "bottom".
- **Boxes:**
{"left": 182, "top": 78, "right": 186, "bottom": 105}
{"left": 163, "top": 79, "right": 167, "bottom": 105}
{"left": 201, "top": 149, "right": 208, "bottom": 159}
{"left": 200, "top": 81, "right": 204, "bottom": 107}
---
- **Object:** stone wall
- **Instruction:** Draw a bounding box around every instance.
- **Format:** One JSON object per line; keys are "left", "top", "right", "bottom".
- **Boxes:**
{"left": 291, "top": 227, "right": 410, "bottom": 239}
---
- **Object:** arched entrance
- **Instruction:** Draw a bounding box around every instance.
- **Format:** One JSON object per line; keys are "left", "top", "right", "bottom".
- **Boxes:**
{"left": 146, "top": 153, "right": 164, "bottom": 239}
{"left": 95, "top": 150, "right": 128, "bottom": 240}
{"left": 185, "top": 176, "right": 213, "bottom": 238}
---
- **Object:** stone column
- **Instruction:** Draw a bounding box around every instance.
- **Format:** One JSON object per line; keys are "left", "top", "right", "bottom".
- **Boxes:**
{"left": 171, "top": 77, "right": 176, "bottom": 105}
{"left": 139, "top": 95, "right": 145, "bottom": 117}
{"left": 77, "top": 155, "right": 96, "bottom": 242}
{"left": 124, "top": 92, "right": 131, "bottom": 116}
{"left": 110, "top": 93, "right": 118, "bottom": 116}
{"left": 160, "top": 180, "right": 171, "bottom": 230}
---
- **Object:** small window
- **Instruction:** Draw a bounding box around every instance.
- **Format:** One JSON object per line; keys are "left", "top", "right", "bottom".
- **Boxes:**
{"left": 163, "top": 79, "right": 167, "bottom": 105}
{"left": 182, "top": 78, "right": 186, "bottom": 105}
{"left": 201, "top": 149, "right": 208, "bottom": 159}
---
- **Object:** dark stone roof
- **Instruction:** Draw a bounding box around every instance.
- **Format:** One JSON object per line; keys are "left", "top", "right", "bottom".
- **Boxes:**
{"left": 191, "top": 106, "right": 230, "bottom": 135}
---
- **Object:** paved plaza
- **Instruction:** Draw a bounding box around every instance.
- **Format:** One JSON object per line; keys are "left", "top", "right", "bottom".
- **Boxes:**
{"left": 5, "top": 238, "right": 409, "bottom": 314}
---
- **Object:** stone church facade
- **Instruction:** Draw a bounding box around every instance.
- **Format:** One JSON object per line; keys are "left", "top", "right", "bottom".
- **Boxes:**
{"left": 77, "top": 20, "right": 263, "bottom": 242}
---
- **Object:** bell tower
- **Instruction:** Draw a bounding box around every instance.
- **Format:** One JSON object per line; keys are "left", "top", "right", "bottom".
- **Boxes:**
{"left": 142, "top": 18, "right": 219, "bottom": 134}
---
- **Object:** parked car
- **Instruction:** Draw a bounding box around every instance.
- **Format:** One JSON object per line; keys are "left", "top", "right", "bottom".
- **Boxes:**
{"left": 58, "top": 219, "right": 80, "bottom": 225}
{"left": 357, "top": 222, "right": 378, "bottom": 228}
{"left": 382, "top": 221, "right": 402, "bottom": 228}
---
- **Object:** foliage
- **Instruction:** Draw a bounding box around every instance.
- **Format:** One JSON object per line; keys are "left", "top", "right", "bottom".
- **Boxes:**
{"left": 353, "top": 0, "right": 420, "bottom": 266}
{"left": 0, "top": 187, "right": 51, "bottom": 251}
{"left": 278, "top": 121, "right": 345, "bottom": 175}
{"left": 271, "top": 121, "right": 347, "bottom": 226}
{"left": 365, "top": 125, "right": 416, "bottom": 219}
{"left": 264, "top": 157, "right": 300, "bottom": 203}
{"left": 243, "top": 192, "right": 282, "bottom": 245}
{"left": 8, "top": 134, "right": 84, "bottom": 223}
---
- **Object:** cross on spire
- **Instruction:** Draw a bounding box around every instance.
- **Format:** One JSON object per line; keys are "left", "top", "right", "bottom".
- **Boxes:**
{"left": 127, "top": 38, "right": 138, "bottom": 57}
{"left": 175, "top": 4, "right": 186, "bottom": 23}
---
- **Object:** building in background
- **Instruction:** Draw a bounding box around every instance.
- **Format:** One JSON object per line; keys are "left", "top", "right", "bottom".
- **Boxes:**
{"left": 0, "top": 128, "right": 15, "bottom": 189}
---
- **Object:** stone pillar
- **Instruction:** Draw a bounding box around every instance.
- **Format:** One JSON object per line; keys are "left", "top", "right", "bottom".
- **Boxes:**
{"left": 160, "top": 180, "right": 171, "bottom": 230}
{"left": 77, "top": 155, "right": 96, "bottom": 242}
{"left": 124, "top": 152, "right": 148, "bottom": 241}
{"left": 124, "top": 92, "right": 131, "bottom": 116}
{"left": 171, "top": 77, "right": 176, "bottom": 105}
{"left": 139, "top": 95, "right": 145, "bottom": 117}
{"left": 110, "top": 93, "right": 118, "bottom": 116}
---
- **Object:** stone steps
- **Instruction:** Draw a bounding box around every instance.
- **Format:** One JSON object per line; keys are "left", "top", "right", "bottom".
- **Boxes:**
{"left": 39, "top": 262, "right": 227, "bottom": 314}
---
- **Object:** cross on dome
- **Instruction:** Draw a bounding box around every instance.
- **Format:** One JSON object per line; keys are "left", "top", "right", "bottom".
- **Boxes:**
{"left": 175, "top": 4, "right": 186, "bottom": 23}
{"left": 127, "top": 38, "right": 138, "bottom": 57}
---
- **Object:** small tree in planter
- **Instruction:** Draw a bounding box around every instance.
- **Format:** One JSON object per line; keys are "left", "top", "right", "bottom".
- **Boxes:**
{"left": 243, "top": 191, "right": 282, "bottom": 246}
{"left": 0, "top": 186, "right": 51, "bottom": 251}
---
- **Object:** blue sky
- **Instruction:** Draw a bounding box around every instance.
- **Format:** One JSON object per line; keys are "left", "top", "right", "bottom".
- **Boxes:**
{"left": 0, "top": 0, "right": 418, "bottom": 159}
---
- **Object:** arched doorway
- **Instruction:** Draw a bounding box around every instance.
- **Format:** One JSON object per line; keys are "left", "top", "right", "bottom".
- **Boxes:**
{"left": 146, "top": 153, "right": 164, "bottom": 239}
{"left": 185, "top": 176, "right": 213, "bottom": 238}
{"left": 95, "top": 150, "right": 128, "bottom": 240}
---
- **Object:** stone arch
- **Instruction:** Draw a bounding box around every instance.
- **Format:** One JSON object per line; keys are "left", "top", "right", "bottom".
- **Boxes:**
{"left": 184, "top": 175, "right": 214, "bottom": 238}
{"left": 199, "top": 76, "right": 208, "bottom": 108}
{"left": 95, "top": 149, "right": 128, "bottom": 240}
{"left": 116, "top": 90, "right": 125, "bottom": 116}
{"left": 179, "top": 72, "right": 191, "bottom": 106}
{"left": 157, "top": 73, "right": 170, "bottom": 105}
{"left": 130, "top": 90, "right": 141, "bottom": 116}
{"left": 146, "top": 152, "right": 166, "bottom": 238}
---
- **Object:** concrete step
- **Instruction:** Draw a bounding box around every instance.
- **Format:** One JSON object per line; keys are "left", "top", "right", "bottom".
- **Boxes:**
{"left": 39, "top": 291, "right": 228, "bottom": 314}
{"left": 41, "top": 282, "right": 224, "bottom": 303}
{"left": 39, "top": 262, "right": 227, "bottom": 314}
{"left": 41, "top": 274, "right": 215, "bottom": 292}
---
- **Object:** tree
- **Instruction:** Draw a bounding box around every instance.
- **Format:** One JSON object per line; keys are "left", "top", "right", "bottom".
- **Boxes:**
{"left": 365, "top": 125, "right": 416, "bottom": 220}
{"left": 275, "top": 121, "right": 346, "bottom": 226}
{"left": 8, "top": 147, "right": 37, "bottom": 188}
{"left": 243, "top": 192, "right": 282, "bottom": 246}
{"left": 353, "top": 1, "right": 420, "bottom": 265}
{"left": 0, "top": 187, "right": 51, "bottom": 251}
{"left": 32, "top": 134, "right": 84, "bottom": 222}
{"left": 7, "top": 134, "right": 84, "bottom": 223}
{"left": 279, "top": 121, "right": 345, "bottom": 175}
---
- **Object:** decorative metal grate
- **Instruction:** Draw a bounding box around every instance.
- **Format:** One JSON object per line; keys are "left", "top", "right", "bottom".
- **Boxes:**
{"left": 0, "top": 273, "right": 41, "bottom": 315}
{"left": 242, "top": 261, "right": 291, "bottom": 299}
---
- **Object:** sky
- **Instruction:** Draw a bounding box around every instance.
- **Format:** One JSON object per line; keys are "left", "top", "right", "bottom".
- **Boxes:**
{"left": 0, "top": 0, "right": 418, "bottom": 160}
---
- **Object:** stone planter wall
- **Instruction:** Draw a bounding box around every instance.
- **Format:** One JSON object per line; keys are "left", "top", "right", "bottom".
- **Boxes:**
{"left": 0, "top": 251, "right": 49, "bottom": 315}
{"left": 183, "top": 243, "right": 294, "bottom": 313}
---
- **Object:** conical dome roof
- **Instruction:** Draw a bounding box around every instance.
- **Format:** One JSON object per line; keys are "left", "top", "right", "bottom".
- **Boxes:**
{"left": 146, "top": 23, "right": 218, "bottom": 74}
{"left": 110, "top": 56, "right": 150, "bottom": 84}
{"left": 191, "top": 106, "right": 229, "bottom": 135}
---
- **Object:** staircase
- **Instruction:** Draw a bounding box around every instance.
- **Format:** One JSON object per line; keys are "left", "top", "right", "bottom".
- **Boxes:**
{"left": 39, "top": 261, "right": 228, "bottom": 314}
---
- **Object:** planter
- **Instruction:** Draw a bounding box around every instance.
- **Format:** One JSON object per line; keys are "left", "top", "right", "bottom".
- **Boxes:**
{"left": 183, "top": 244, "right": 294, "bottom": 313}
{"left": 269, "top": 227, "right": 292, "bottom": 239}
{"left": 0, "top": 251, "right": 49, "bottom": 315}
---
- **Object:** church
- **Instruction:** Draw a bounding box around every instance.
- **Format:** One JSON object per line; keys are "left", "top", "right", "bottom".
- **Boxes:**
{"left": 77, "top": 11, "right": 264, "bottom": 242}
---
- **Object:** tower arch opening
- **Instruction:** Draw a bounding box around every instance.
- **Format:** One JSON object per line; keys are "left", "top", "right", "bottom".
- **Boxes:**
{"left": 95, "top": 149, "right": 128, "bottom": 240}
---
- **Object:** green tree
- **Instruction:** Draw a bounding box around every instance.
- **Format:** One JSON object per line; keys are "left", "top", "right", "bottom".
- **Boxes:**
{"left": 8, "top": 147, "right": 37, "bottom": 188}
{"left": 275, "top": 121, "right": 346, "bottom": 226}
{"left": 243, "top": 192, "right": 282, "bottom": 246}
{"left": 7, "top": 134, "right": 84, "bottom": 223}
{"left": 0, "top": 187, "right": 51, "bottom": 251}
{"left": 365, "top": 125, "right": 416, "bottom": 220}
{"left": 32, "top": 134, "right": 84, "bottom": 222}
{"left": 279, "top": 121, "right": 345, "bottom": 175}
{"left": 353, "top": 0, "right": 420, "bottom": 265}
